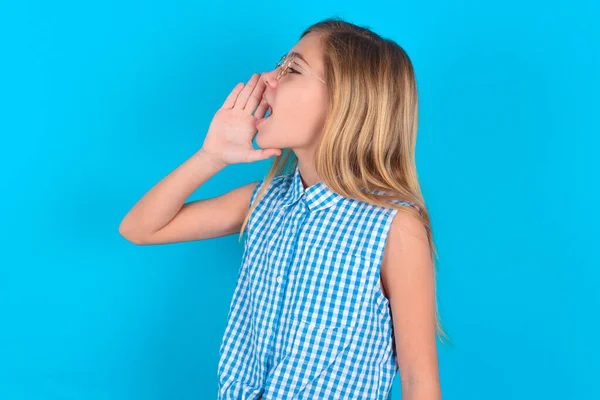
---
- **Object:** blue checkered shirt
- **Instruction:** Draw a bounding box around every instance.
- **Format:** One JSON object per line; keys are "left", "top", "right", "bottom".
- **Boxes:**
{"left": 217, "top": 164, "right": 419, "bottom": 399}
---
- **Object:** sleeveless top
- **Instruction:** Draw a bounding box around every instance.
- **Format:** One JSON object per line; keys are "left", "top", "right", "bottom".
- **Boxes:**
{"left": 217, "top": 164, "right": 420, "bottom": 400}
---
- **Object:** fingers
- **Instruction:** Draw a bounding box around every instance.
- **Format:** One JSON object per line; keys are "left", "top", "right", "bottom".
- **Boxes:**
{"left": 254, "top": 95, "right": 269, "bottom": 118}
{"left": 221, "top": 82, "right": 244, "bottom": 110}
{"left": 234, "top": 73, "right": 261, "bottom": 111}
{"left": 221, "top": 72, "right": 266, "bottom": 113}
{"left": 244, "top": 73, "right": 267, "bottom": 113}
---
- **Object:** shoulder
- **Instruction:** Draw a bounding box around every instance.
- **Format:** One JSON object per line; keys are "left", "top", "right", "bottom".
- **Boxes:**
{"left": 246, "top": 173, "right": 292, "bottom": 234}
{"left": 363, "top": 189, "right": 424, "bottom": 216}
{"left": 381, "top": 206, "right": 431, "bottom": 280}
{"left": 388, "top": 207, "right": 428, "bottom": 245}
{"left": 249, "top": 172, "right": 293, "bottom": 208}
{"left": 379, "top": 207, "right": 432, "bottom": 315}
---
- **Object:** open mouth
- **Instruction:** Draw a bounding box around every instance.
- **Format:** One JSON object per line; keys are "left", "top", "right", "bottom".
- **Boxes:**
{"left": 257, "top": 105, "right": 273, "bottom": 126}
{"left": 263, "top": 94, "right": 274, "bottom": 117}
{"left": 257, "top": 96, "right": 275, "bottom": 127}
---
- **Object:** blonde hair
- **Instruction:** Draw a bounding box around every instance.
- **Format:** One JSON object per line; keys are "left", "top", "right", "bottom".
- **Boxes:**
{"left": 239, "top": 17, "right": 451, "bottom": 346}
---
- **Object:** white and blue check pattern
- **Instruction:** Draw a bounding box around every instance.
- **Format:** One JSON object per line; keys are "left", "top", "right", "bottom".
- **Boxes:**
{"left": 217, "top": 164, "right": 420, "bottom": 399}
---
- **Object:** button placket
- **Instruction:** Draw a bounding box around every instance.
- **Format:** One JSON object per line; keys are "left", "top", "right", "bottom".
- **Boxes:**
{"left": 265, "top": 198, "right": 310, "bottom": 365}
{"left": 272, "top": 197, "right": 308, "bottom": 287}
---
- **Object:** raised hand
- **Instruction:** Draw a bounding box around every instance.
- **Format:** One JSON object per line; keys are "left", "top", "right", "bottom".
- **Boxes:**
{"left": 200, "top": 73, "right": 281, "bottom": 166}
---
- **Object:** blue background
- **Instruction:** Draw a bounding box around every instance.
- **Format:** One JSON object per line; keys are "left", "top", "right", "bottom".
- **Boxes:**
{"left": 1, "top": 1, "right": 598, "bottom": 399}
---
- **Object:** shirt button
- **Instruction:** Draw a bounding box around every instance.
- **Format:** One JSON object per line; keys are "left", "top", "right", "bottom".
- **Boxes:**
{"left": 276, "top": 275, "right": 283, "bottom": 284}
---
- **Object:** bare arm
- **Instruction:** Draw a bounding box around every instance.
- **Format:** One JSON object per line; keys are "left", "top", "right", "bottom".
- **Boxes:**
{"left": 119, "top": 72, "right": 280, "bottom": 245}
{"left": 380, "top": 210, "right": 442, "bottom": 400}
{"left": 119, "top": 148, "right": 258, "bottom": 245}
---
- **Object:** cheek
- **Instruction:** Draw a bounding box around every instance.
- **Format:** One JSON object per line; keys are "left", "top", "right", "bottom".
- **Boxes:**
{"left": 283, "top": 99, "right": 326, "bottom": 141}
{"left": 284, "top": 92, "right": 327, "bottom": 126}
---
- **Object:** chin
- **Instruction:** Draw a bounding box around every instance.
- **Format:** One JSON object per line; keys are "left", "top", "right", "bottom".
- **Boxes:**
{"left": 255, "top": 131, "right": 271, "bottom": 149}
{"left": 257, "top": 132, "right": 286, "bottom": 151}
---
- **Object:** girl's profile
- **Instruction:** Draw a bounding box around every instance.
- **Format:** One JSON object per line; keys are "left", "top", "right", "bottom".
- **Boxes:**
{"left": 120, "top": 16, "right": 447, "bottom": 400}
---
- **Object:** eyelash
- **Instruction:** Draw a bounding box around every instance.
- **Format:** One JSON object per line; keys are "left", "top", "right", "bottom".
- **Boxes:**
{"left": 288, "top": 67, "right": 300, "bottom": 74}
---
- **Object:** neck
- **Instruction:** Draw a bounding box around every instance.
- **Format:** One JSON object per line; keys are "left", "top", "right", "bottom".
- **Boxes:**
{"left": 294, "top": 152, "right": 320, "bottom": 189}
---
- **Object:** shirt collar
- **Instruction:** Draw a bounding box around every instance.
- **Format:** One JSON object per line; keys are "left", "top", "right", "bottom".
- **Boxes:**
{"left": 280, "top": 164, "right": 344, "bottom": 212}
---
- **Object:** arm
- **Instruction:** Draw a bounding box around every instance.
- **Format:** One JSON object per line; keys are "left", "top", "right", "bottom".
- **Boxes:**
{"left": 118, "top": 148, "right": 258, "bottom": 245}
{"left": 380, "top": 210, "right": 442, "bottom": 400}
{"left": 119, "top": 72, "right": 280, "bottom": 245}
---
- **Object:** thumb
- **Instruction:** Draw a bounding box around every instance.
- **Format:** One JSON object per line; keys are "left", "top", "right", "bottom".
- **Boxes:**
{"left": 249, "top": 148, "right": 282, "bottom": 162}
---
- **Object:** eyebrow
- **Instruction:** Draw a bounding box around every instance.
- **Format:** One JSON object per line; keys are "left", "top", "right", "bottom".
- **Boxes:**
{"left": 289, "top": 51, "right": 310, "bottom": 67}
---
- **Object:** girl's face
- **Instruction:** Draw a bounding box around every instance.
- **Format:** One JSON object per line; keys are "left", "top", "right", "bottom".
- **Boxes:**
{"left": 256, "top": 32, "right": 328, "bottom": 153}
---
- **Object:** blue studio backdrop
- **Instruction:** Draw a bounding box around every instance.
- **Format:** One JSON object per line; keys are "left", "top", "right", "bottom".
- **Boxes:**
{"left": 0, "top": 1, "right": 598, "bottom": 399}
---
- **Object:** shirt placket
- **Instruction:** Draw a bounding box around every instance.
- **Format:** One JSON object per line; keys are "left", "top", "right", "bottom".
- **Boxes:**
{"left": 265, "top": 196, "right": 310, "bottom": 371}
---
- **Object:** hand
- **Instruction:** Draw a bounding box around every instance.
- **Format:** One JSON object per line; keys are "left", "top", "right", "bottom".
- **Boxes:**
{"left": 200, "top": 72, "right": 281, "bottom": 166}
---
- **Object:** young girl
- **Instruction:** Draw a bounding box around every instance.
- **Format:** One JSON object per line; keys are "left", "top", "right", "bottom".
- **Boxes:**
{"left": 120, "top": 17, "right": 447, "bottom": 400}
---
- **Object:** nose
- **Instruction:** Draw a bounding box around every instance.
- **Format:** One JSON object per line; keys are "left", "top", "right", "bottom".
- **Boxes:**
{"left": 261, "top": 69, "right": 279, "bottom": 88}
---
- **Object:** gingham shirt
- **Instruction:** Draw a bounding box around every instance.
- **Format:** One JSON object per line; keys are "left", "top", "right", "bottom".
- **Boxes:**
{"left": 217, "top": 164, "right": 419, "bottom": 399}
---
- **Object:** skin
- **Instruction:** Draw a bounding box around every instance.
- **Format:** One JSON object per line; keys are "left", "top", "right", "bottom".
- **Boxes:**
{"left": 257, "top": 31, "right": 328, "bottom": 187}
{"left": 257, "top": 31, "right": 442, "bottom": 399}
{"left": 381, "top": 213, "right": 442, "bottom": 399}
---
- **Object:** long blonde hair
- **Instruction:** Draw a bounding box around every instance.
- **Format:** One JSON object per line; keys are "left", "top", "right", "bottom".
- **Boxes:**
{"left": 239, "top": 17, "right": 451, "bottom": 346}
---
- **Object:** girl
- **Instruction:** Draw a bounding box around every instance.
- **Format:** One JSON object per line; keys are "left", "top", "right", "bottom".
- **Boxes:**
{"left": 120, "top": 17, "right": 447, "bottom": 400}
